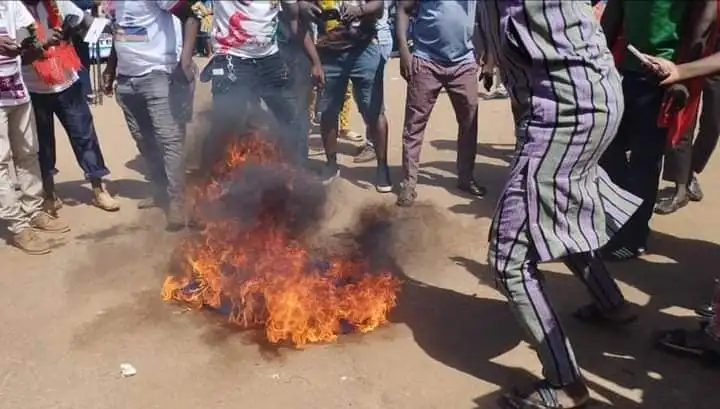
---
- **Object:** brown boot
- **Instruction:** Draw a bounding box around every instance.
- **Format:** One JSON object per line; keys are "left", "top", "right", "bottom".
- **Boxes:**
{"left": 92, "top": 189, "right": 120, "bottom": 212}
{"left": 30, "top": 212, "right": 71, "bottom": 233}
{"left": 11, "top": 229, "right": 51, "bottom": 255}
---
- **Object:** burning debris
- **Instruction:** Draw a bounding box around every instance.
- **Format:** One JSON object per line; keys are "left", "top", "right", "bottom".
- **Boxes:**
{"left": 161, "top": 131, "right": 402, "bottom": 346}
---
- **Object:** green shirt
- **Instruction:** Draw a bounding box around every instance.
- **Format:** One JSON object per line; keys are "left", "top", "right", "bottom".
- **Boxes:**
{"left": 620, "top": 0, "right": 688, "bottom": 72}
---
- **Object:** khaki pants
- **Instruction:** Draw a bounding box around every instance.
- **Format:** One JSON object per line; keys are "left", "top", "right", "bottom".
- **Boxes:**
{"left": 0, "top": 102, "right": 43, "bottom": 234}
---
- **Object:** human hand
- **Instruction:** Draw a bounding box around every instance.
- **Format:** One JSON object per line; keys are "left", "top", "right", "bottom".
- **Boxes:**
{"left": 479, "top": 64, "right": 494, "bottom": 91}
{"left": 299, "top": 1, "right": 322, "bottom": 20}
{"left": 101, "top": 67, "right": 115, "bottom": 95}
{"left": 340, "top": 4, "right": 363, "bottom": 21}
{"left": 399, "top": 51, "right": 417, "bottom": 82}
{"left": 642, "top": 54, "right": 679, "bottom": 85}
{"left": 178, "top": 59, "right": 198, "bottom": 83}
{"left": 43, "top": 29, "right": 63, "bottom": 49}
{"left": 311, "top": 63, "right": 325, "bottom": 89}
{"left": 0, "top": 36, "right": 20, "bottom": 57}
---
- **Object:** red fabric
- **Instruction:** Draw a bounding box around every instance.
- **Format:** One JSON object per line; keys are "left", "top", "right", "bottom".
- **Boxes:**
{"left": 31, "top": 0, "right": 82, "bottom": 86}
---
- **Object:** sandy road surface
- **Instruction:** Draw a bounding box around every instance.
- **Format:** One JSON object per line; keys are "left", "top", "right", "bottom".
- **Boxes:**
{"left": 0, "top": 59, "right": 717, "bottom": 409}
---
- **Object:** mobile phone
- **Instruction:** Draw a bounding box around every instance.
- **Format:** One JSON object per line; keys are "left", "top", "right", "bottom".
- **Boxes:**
{"left": 319, "top": 9, "right": 341, "bottom": 21}
{"left": 626, "top": 44, "right": 652, "bottom": 66}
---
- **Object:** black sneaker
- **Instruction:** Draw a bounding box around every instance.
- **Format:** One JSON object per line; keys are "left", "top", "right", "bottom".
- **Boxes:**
{"left": 375, "top": 164, "right": 392, "bottom": 193}
{"left": 353, "top": 144, "right": 376, "bottom": 163}
{"left": 396, "top": 184, "right": 417, "bottom": 207}
{"left": 601, "top": 245, "right": 646, "bottom": 262}
{"left": 319, "top": 162, "right": 340, "bottom": 186}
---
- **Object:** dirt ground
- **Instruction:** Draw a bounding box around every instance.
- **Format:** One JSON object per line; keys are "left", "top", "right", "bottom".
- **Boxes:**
{"left": 0, "top": 59, "right": 718, "bottom": 409}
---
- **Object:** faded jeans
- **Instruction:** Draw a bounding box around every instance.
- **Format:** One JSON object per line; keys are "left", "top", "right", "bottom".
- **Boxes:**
{"left": 116, "top": 70, "right": 186, "bottom": 205}
{"left": 0, "top": 102, "right": 43, "bottom": 234}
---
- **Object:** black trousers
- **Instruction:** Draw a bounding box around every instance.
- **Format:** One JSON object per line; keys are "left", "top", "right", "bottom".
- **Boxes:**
{"left": 663, "top": 75, "right": 720, "bottom": 183}
{"left": 599, "top": 73, "right": 667, "bottom": 249}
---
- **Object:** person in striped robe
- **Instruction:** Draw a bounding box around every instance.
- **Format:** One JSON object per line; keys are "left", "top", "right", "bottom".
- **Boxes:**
{"left": 476, "top": 1, "right": 642, "bottom": 408}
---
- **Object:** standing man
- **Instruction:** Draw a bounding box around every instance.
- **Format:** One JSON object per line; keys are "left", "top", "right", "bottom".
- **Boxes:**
{"left": 1, "top": 0, "right": 70, "bottom": 254}
{"left": 304, "top": 0, "right": 391, "bottom": 192}
{"left": 352, "top": 0, "right": 393, "bottom": 164}
{"left": 477, "top": 1, "right": 641, "bottom": 407}
{"left": 21, "top": 0, "right": 119, "bottom": 214}
{"left": 102, "top": 0, "right": 198, "bottom": 230}
{"left": 599, "top": 0, "right": 717, "bottom": 261}
{"left": 206, "top": 0, "right": 323, "bottom": 166}
{"left": 395, "top": 0, "right": 484, "bottom": 207}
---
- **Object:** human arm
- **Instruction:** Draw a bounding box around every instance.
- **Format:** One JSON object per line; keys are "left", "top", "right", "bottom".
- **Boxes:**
{"left": 12, "top": 3, "right": 62, "bottom": 65}
{"left": 675, "top": 0, "right": 717, "bottom": 64}
{"left": 643, "top": 53, "right": 720, "bottom": 85}
{"left": 600, "top": 0, "right": 622, "bottom": 50}
{"left": 285, "top": 1, "right": 324, "bottom": 87}
{"left": 160, "top": 1, "right": 200, "bottom": 82}
{"left": 395, "top": 0, "right": 416, "bottom": 81}
{"left": 340, "top": 0, "right": 384, "bottom": 21}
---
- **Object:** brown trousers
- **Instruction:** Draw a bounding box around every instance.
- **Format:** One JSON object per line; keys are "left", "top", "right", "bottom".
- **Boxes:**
{"left": 401, "top": 57, "right": 478, "bottom": 187}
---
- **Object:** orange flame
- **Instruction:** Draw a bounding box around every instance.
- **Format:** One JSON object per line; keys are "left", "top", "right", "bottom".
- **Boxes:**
{"left": 162, "top": 132, "right": 401, "bottom": 346}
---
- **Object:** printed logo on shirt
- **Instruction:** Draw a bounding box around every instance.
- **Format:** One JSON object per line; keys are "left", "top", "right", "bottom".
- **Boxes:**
{"left": 116, "top": 26, "right": 150, "bottom": 42}
{"left": 0, "top": 60, "right": 27, "bottom": 102}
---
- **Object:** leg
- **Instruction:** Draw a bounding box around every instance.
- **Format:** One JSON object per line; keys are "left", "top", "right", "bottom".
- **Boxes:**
{"left": 0, "top": 106, "right": 33, "bottom": 235}
{"left": 489, "top": 164, "right": 589, "bottom": 406}
{"left": 443, "top": 60, "right": 486, "bottom": 197}
{"left": 257, "top": 53, "right": 302, "bottom": 165}
{"left": 29, "top": 93, "right": 57, "bottom": 204}
{"left": 692, "top": 76, "right": 720, "bottom": 174}
{"left": 137, "top": 71, "right": 187, "bottom": 227}
{"left": 349, "top": 43, "right": 391, "bottom": 192}
{"left": 116, "top": 76, "right": 169, "bottom": 207}
{"left": 338, "top": 83, "right": 360, "bottom": 140}
{"left": 317, "top": 50, "right": 350, "bottom": 182}
{"left": 655, "top": 121, "right": 695, "bottom": 214}
{"left": 396, "top": 56, "right": 443, "bottom": 204}
{"left": 53, "top": 81, "right": 117, "bottom": 211}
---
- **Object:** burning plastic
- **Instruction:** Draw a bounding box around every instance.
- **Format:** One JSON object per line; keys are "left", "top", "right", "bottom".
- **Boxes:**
{"left": 161, "top": 131, "right": 401, "bottom": 346}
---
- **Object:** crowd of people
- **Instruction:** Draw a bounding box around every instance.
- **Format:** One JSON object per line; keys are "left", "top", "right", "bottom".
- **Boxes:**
{"left": 1, "top": 1, "right": 720, "bottom": 408}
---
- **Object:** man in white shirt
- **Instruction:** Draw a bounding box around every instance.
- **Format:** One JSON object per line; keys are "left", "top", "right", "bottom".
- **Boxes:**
{"left": 0, "top": 0, "right": 70, "bottom": 255}
{"left": 21, "top": 0, "right": 119, "bottom": 214}
{"left": 205, "top": 0, "right": 322, "bottom": 166}
{"left": 102, "top": 0, "right": 198, "bottom": 230}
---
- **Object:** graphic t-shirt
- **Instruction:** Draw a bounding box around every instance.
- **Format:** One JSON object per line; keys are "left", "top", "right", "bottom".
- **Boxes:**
{"left": 0, "top": 1, "right": 33, "bottom": 106}
{"left": 212, "top": 0, "right": 296, "bottom": 59}
{"left": 22, "top": 0, "right": 85, "bottom": 94}
{"left": 315, "top": 0, "right": 377, "bottom": 51}
{"left": 108, "top": 0, "right": 183, "bottom": 77}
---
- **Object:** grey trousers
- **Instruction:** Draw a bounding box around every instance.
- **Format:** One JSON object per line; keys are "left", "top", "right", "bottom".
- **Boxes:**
{"left": 116, "top": 71, "right": 188, "bottom": 205}
{"left": 0, "top": 102, "right": 43, "bottom": 233}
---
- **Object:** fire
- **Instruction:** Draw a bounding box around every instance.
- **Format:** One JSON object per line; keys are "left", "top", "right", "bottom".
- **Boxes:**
{"left": 162, "top": 132, "right": 402, "bottom": 346}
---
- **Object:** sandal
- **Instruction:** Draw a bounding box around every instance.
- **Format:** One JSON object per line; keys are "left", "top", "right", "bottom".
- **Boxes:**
{"left": 655, "top": 329, "right": 720, "bottom": 366}
{"left": 499, "top": 381, "right": 589, "bottom": 409}
{"left": 600, "top": 246, "right": 646, "bottom": 262}
{"left": 572, "top": 304, "right": 637, "bottom": 327}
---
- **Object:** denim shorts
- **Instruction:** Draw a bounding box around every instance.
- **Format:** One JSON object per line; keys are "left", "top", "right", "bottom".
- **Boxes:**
{"left": 317, "top": 42, "right": 385, "bottom": 126}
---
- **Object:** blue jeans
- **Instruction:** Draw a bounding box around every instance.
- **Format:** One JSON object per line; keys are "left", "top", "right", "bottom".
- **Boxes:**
{"left": 208, "top": 52, "right": 300, "bottom": 165}
{"left": 318, "top": 42, "right": 385, "bottom": 129}
{"left": 116, "top": 71, "right": 187, "bottom": 204}
{"left": 31, "top": 81, "right": 110, "bottom": 189}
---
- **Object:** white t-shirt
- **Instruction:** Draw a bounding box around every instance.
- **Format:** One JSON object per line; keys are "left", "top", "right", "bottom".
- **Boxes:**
{"left": 212, "top": 0, "right": 296, "bottom": 59}
{"left": 173, "top": 15, "right": 182, "bottom": 61}
{"left": 109, "top": 0, "right": 183, "bottom": 77}
{"left": 22, "top": 0, "right": 84, "bottom": 94}
{"left": 0, "top": 1, "right": 33, "bottom": 106}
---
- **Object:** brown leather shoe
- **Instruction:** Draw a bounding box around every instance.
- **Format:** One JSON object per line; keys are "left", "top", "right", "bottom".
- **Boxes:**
{"left": 11, "top": 229, "right": 51, "bottom": 255}
{"left": 30, "top": 212, "right": 70, "bottom": 233}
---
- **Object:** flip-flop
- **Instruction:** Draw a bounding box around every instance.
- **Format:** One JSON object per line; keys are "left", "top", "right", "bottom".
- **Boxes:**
{"left": 654, "top": 329, "right": 720, "bottom": 365}
{"left": 499, "top": 381, "right": 588, "bottom": 409}
{"left": 572, "top": 304, "right": 638, "bottom": 327}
